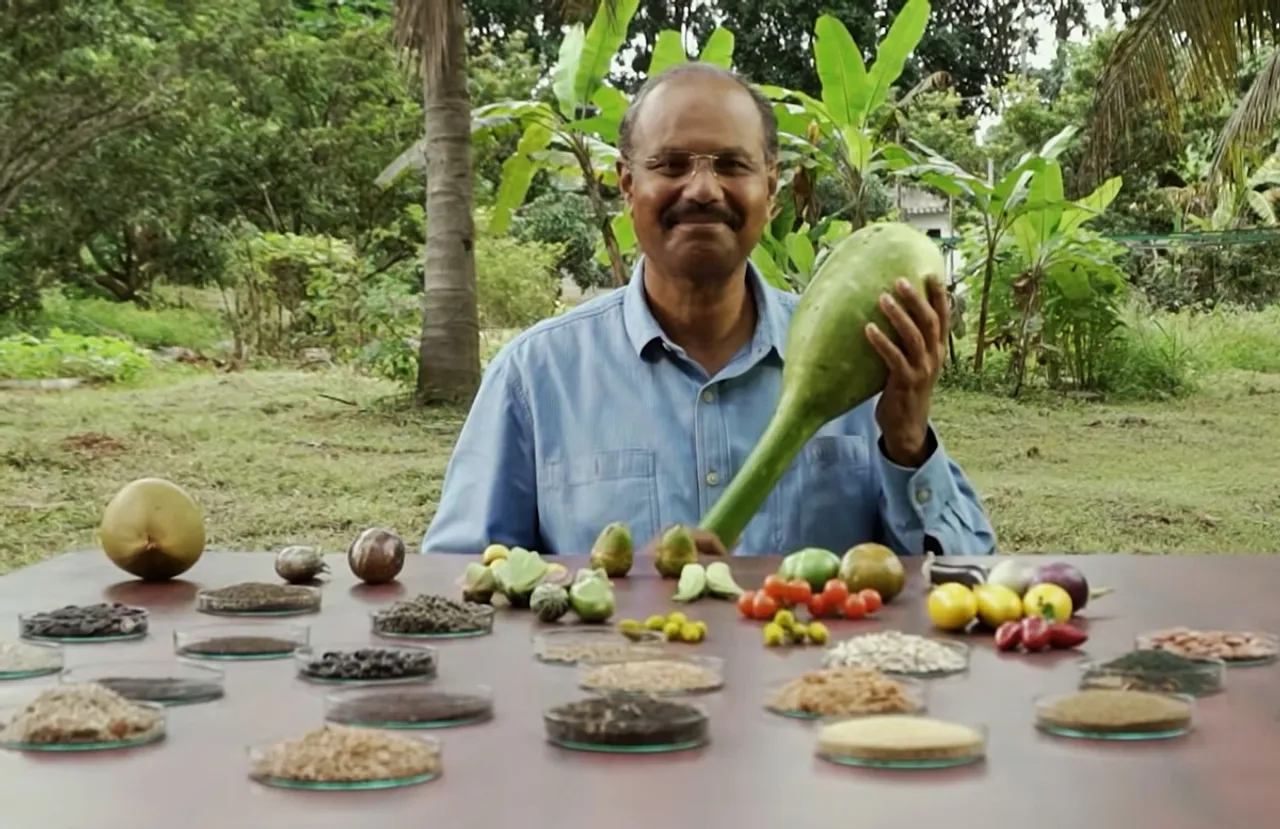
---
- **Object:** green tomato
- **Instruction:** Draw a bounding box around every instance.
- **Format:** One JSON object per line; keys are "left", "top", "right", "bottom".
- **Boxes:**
{"left": 779, "top": 548, "right": 841, "bottom": 592}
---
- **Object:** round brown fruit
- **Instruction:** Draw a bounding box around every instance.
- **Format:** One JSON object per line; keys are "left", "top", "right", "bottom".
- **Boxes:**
{"left": 348, "top": 527, "right": 406, "bottom": 584}
{"left": 99, "top": 478, "right": 206, "bottom": 581}
{"left": 838, "top": 543, "right": 906, "bottom": 603}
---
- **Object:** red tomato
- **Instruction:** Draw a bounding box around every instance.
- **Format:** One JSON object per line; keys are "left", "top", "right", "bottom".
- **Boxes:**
{"left": 737, "top": 590, "right": 757, "bottom": 619}
{"left": 762, "top": 574, "right": 789, "bottom": 604}
{"left": 821, "top": 579, "right": 850, "bottom": 606}
{"left": 858, "top": 589, "right": 883, "bottom": 614}
{"left": 751, "top": 591, "right": 779, "bottom": 620}
{"left": 806, "top": 593, "right": 830, "bottom": 619}
{"left": 784, "top": 579, "right": 812, "bottom": 606}
{"left": 842, "top": 594, "right": 867, "bottom": 620}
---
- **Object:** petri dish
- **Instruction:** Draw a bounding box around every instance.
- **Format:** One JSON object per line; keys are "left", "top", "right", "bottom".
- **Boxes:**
{"left": 295, "top": 642, "right": 438, "bottom": 685}
{"left": 533, "top": 628, "right": 666, "bottom": 666}
{"left": 815, "top": 715, "right": 987, "bottom": 770}
{"left": 324, "top": 684, "right": 494, "bottom": 729}
{"left": 1034, "top": 689, "right": 1195, "bottom": 741}
{"left": 18, "top": 604, "right": 149, "bottom": 643}
{"left": 544, "top": 694, "right": 709, "bottom": 754}
{"left": 173, "top": 623, "right": 310, "bottom": 661}
{"left": 248, "top": 727, "right": 442, "bottom": 791}
{"left": 1078, "top": 654, "right": 1225, "bottom": 698}
{"left": 764, "top": 672, "right": 927, "bottom": 720}
{"left": 0, "top": 641, "right": 64, "bottom": 681}
{"left": 0, "top": 689, "right": 167, "bottom": 753}
{"left": 1135, "top": 628, "right": 1279, "bottom": 667}
{"left": 369, "top": 602, "right": 495, "bottom": 640}
{"left": 195, "top": 583, "right": 321, "bottom": 617}
{"left": 821, "top": 632, "right": 970, "bottom": 678}
{"left": 577, "top": 653, "right": 724, "bottom": 696}
{"left": 60, "top": 660, "right": 225, "bottom": 706}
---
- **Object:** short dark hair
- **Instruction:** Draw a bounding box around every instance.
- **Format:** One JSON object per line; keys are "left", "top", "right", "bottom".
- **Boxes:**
{"left": 618, "top": 63, "right": 780, "bottom": 163}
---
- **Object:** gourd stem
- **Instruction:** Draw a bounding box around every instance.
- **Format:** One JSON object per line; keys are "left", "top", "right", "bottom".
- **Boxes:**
{"left": 699, "top": 399, "right": 822, "bottom": 551}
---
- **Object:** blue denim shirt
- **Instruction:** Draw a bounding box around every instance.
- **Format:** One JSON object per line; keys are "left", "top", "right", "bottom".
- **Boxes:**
{"left": 422, "top": 259, "right": 996, "bottom": 557}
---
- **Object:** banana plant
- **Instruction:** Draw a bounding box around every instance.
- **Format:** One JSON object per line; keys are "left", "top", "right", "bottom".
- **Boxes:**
{"left": 750, "top": 194, "right": 853, "bottom": 291}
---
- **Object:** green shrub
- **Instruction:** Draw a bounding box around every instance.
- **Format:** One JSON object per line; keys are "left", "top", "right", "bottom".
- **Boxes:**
{"left": 0, "top": 329, "right": 153, "bottom": 382}
{"left": 34, "top": 291, "right": 228, "bottom": 352}
{"left": 512, "top": 192, "right": 613, "bottom": 291}
{"left": 475, "top": 232, "right": 564, "bottom": 329}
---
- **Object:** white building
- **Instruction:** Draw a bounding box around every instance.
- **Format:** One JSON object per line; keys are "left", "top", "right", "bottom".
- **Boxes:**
{"left": 894, "top": 185, "right": 965, "bottom": 286}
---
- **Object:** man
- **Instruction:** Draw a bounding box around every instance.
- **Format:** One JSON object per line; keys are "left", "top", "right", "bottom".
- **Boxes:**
{"left": 422, "top": 63, "right": 995, "bottom": 558}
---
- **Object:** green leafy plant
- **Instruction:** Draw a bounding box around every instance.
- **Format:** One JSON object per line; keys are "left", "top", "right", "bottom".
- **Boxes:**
{"left": 0, "top": 329, "right": 152, "bottom": 382}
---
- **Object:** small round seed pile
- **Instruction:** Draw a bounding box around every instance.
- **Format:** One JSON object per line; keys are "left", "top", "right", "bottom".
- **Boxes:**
{"left": 326, "top": 688, "right": 493, "bottom": 726}
{"left": 580, "top": 660, "right": 722, "bottom": 694}
{"left": 768, "top": 667, "right": 922, "bottom": 717}
{"left": 822, "top": 631, "right": 966, "bottom": 675}
{"left": 252, "top": 724, "right": 440, "bottom": 783}
{"left": 177, "top": 635, "right": 302, "bottom": 658}
{"left": 538, "top": 640, "right": 665, "bottom": 665}
{"left": 1038, "top": 689, "right": 1193, "bottom": 734}
{"left": 21, "top": 603, "right": 148, "bottom": 639}
{"left": 300, "top": 647, "right": 436, "bottom": 681}
{"left": 373, "top": 595, "right": 493, "bottom": 635}
{"left": 197, "top": 583, "right": 320, "bottom": 614}
{"left": 0, "top": 641, "right": 61, "bottom": 673}
{"left": 0, "top": 683, "right": 163, "bottom": 745}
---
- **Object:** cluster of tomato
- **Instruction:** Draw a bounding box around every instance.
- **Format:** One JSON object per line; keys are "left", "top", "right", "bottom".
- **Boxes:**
{"left": 737, "top": 573, "right": 883, "bottom": 621}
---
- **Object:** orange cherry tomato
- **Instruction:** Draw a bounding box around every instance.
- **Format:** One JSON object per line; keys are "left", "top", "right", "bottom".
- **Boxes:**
{"left": 752, "top": 591, "right": 780, "bottom": 620}
{"left": 821, "top": 579, "right": 850, "bottom": 607}
{"left": 842, "top": 594, "right": 867, "bottom": 620}
{"left": 762, "top": 574, "right": 789, "bottom": 604}
{"left": 807, "top": 593, "right": 830, "bottom": 619}
{"left": 858, "top": 588, "right": 883, "bottom": 614}
{"left": 737, "top": 590, "right": 757, "bottom": 619}
{"left": 784, "top": 579, "right": 812, "bottom": 606}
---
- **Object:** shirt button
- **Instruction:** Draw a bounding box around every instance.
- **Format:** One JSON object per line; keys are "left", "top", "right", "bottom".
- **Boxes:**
{"left": 915, "top": 487, "right": 932, "bottom": 505}
{"left": 705, "top": 471, "right": 720, "bottom": 486}
{"left": 702, "top": 389, "right": 716, "bottom": 403}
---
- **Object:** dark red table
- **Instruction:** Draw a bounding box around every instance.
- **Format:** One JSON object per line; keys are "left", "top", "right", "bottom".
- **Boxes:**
{"left": 0, "top": 551, "right": 1277, "bottom": 829}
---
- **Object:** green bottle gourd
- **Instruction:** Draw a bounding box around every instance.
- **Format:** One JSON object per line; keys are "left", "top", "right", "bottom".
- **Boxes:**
{"left": 699, "top": 222, "right": 946, "bottom": 550}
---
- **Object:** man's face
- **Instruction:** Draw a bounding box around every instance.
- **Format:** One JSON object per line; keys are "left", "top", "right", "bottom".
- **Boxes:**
{"left": 618, "top": 75, "right": 778, "bottom": 283}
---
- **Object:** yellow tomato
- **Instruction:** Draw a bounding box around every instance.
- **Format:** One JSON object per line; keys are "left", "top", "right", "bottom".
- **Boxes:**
{"left": 973, "top": 584, "right": 1023, "bottom": 628}
{"left": 927, "top": 583, "right": 978, "bottom": 631}
{"left": 1023, "top": 583, "right": 1073, "bottom": 621}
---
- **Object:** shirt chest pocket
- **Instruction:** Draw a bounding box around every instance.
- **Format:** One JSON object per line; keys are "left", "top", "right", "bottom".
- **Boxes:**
{"left": 769, "top": 434, "right": 873, "bottom": 550}
{"left": 538, "top": 449, "right": 660, "bottom": 554}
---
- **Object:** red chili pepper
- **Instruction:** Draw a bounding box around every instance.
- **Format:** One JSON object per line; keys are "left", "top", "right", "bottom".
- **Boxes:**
{"left": 994, "top": 621, "right": 1022, "bottom": 651}
{"left": 1020, "top": 616, "right": 1052, "bottom": 651}
{"left": 1048, "top": 622, "right": 1088, "bottom": 649}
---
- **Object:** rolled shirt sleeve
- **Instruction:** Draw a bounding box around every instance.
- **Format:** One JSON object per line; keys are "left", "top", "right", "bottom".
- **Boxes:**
{"left": 876, "top": 426, "right": 996, "bottom": 556}
{"left": 420, "top": 350, "right": 541, "bottom": 554}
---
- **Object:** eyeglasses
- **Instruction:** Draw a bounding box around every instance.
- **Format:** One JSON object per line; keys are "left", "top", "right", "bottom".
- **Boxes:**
{"left": 632, "top": 150, "right": 763, "bottom": 180}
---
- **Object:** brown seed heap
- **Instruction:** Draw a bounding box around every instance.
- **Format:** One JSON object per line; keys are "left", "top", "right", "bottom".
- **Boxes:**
{"left": 538, "top": 639, "right": 665, "bottom": 665}
{"left": 1139, "top": 627, "right": 1278, "bottom": 662}
{"left": 197, "top": 583, "right": 320, "bottom": 614}
{"left": 1037, "top": 689, "right": 1193, "bottom": 734}
{"left": 251, "top": 724, "right": 441, "bottom": 783}
{"left": 580, "top": 659, "right": 722, "bottom": 694}
{"left": 0, "top": 683, "right": 163, "bottom": 746}
{"left": 326, "top": 688, "right": 493, "bottom": 727}
{"left": 177, "top": 635, "right": 303, "bottom": 658}
{"left": 544, "top": 696, "right": 708, "bottom": 748}
{"left": 817, "top": 715, "right": 985, "bottom": 763}
{"left": 768, "top": 667, "right": 922, "bottom": 717}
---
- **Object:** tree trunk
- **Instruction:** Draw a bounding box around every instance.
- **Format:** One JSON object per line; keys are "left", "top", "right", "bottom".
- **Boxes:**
{"left": 415, "top": 0, "right": 481, "bottom": 406}
{"left": 972, "top": 238, "right": 998, "bottom": 373}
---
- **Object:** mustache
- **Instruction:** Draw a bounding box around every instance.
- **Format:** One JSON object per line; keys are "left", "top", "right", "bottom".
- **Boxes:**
{"left": 661, "top": 202, "right": 741, "bottom": 229}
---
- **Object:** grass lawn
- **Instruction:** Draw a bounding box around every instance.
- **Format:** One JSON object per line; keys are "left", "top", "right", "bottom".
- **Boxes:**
{"left": 3, "top": 366, "right": 1279, "bottom": 573}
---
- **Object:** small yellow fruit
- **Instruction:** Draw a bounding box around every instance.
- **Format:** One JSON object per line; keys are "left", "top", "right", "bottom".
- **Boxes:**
{"left": 763, "top": 622, "right": 786, "bottom": 647}
{"left": 807, "top": 622, "right": 830, "bottom": 645}
{"left": 773, "top": 609, "right": 796, "bottom": 631}
{"left": 792, "top": 622, "right": 810, "bottom": 642}
{"left": 927, "top": 582, "right": 979, "bottom": 631}
{"left": 666, "top": 611, "right": 688, "bottom": 627}
{"left": 679, "top": 622, "right": 704, "bottom": 643}
{"left": 644, "top": 614, "right": 667, "bottom": 631}
{"left": 1023, "top": 582, "right": 1074, "bottom": 621}
{"left": 481, "top": 543, "right": 510, "bottom": 565}
{"left": 662, "top": 621, "right": 682, "bottom": 641}
{"left": 693, "top": 621, "right": 708, "bottom": 638}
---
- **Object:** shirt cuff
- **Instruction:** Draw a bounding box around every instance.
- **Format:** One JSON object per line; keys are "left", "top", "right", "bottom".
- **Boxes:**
{"left": 877, "top": 427, "right": 963, "bottom": 528}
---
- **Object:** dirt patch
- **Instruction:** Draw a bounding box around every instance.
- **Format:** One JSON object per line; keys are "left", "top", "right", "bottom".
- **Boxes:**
{"left": 61, "top": 433, "right": 127, "bottom": 458}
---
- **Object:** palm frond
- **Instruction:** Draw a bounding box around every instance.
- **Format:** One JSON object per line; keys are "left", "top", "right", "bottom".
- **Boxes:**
{"left": 1210, "top": 48, "right": 1280, "bottom": 181}
{"left": 1086, "top": 0, "right": 1280, "bottom": 179}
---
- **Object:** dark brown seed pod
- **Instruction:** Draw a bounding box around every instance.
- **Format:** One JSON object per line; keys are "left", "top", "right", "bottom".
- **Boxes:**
{"left": 348, "top": 528, "right": 406, "bottom": 585}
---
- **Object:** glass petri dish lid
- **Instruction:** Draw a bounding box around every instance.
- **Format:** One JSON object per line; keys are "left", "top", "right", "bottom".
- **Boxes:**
{"left": 0, "top": 640, "right": 64, "bottom": 680}
{"left": 0, "top": 683, "right": 167, "bottom": 752}
{"left": 577, "top": 653, "right": 724, "bottom": 696}
{"left": 544, "top": 693, "right": 710, "bottom": 754}
{"left": 173, "top": 622, "right": 310, "bottom": 661}
{"left": 248, "top": 725, "right": 442, "bottom": 790}
{"left": 764, "top": 670, "right": 927, "bottom": 720}
{"left": 533, "top": 627, "right": 666, "bottom": 666}
{"left": 1135, "top": 628, "right": 1278, "bottom": 667}
{"left": 1078, "top": 652, "right": 1225, "bottom": 697}
{"left": 821, "top": 631, "right": 970, "bottom": 678}
{"left": 195, "top": 582, "right": 322, "bottom": 617}
{"left": 369, "top": 598, "right": 496, "bottom": 640}
{"left": 815, "top": 714, "right": 987, "bottom": 770}
{"left": 1034, "top": 689, "right": 1195, "bottom": 741}
{"left": 324, "top": 684, "right": 494, "bottom": 729}
{"left": 60, "top": 659, "right": 225, "bottom": 706}
{"left": 295, "top": 642, "right": 438, "bottom": 685}
{"left": 19, "top": 603, "right": 149, "bottom": 643}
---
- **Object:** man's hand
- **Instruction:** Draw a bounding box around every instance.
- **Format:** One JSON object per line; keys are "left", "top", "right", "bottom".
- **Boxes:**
{"left": 864, "top": 276, "right": 949, "bottom": 468}
{"left": 639, "top": 525, "right": 728, "bottom": 558}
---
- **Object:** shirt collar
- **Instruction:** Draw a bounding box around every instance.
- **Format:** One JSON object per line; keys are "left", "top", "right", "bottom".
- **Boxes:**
{"left": 622, "top": 255, "right": 790, "bottom": 362}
